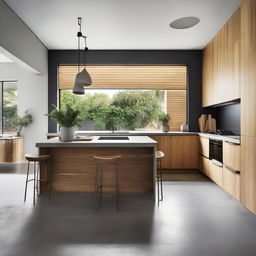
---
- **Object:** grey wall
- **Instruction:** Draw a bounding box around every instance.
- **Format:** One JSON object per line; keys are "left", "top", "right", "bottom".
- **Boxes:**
{"left": 0, "top": 0, "right": 47, "bottom": 73}
{"left": 48, "top": 50, "right": 202, "bottom": 132}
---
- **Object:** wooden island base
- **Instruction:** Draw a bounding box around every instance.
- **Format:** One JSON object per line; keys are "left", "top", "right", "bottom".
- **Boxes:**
{"left": 39, "top": 147, "right": 154, "bottom": 193}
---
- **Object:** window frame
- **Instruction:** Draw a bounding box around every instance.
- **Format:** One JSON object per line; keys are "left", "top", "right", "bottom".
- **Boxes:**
{"left": 0, "top": 80, "right": 18, "bottom": 134}
{"left": 57, "top": 64, "right": 189, "bottom": 132}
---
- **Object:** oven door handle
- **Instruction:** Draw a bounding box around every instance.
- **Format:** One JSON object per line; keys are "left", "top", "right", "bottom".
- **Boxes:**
{"left": 225, "top": 141, "right": 240, "bottom": 145}
{"left": 211, "top": 159, "right": 223, "bottom": 167}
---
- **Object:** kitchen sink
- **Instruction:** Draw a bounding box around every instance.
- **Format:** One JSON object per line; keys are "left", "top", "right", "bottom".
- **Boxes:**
{"left": 98, "top": 136, "right": 129, "bottom": 140}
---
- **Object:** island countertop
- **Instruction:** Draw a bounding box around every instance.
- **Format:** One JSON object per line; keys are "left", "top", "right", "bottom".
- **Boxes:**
{"left": 36, "top": 136, "right": 157, "bottom": 148}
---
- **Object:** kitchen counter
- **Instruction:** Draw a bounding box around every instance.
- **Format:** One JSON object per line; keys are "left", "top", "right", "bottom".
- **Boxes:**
{"left": 37, "top": 136, "right": 156, "bottom": 195}
{"left": 47, "top": 131, "right": 198, "bottom": 137}
{"left": 199, "top": 133, "right": 240, "bottom": 144}
{"left": 37, "top": 136, "right": 157, "bottom": 148}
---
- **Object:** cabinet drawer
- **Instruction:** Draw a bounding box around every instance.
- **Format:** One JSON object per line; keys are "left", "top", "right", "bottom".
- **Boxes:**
{"left": 199, "top": 136, "right": 209, "bottom": 158}
{"left": 223, "top": 141, "right": 240, "bottom": 171}
{"left": 199, "top": 155, "right": 209, "bottom": 176}
{"left": 223, "top": 166, "right": 240, "bottom": 200}
{"left": 208, "top": 160, "right": 223, "bottom": 187}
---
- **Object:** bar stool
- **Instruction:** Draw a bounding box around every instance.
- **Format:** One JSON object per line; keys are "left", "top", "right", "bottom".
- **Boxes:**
{"left": 24, "top": 154, "right": 51, "bottom": 206}
{"left": 94, "top": 155, "right": 121, "bottom": 211}
{"left": 156, "top": 151, "right": 165, "bottom": 206}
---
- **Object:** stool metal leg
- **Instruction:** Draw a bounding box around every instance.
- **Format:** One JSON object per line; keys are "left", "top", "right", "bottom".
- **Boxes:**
{"left": 24, "top": 161, "right": 30, "bottom": 202}
{"left": 157, "top": 175, "right": 160, "bottom": 206}
{"left": 100, "top": 164, "right": 103, "bottom": 210}
{"left": 33, "top": 162, "right": 36, "bottom": 206}
{"left": 115, "top": 163, "right": 119, "bottom": 211}
{"left": 160, "top": 173, "right": 163, "bottom": 201}
{"left": 46, "top": 160, "right": 51, "bottom": 200}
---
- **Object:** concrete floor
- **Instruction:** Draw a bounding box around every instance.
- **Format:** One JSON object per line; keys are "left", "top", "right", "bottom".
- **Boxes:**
{"left": 1, "top": 164, "right": 256, "bottom": 256}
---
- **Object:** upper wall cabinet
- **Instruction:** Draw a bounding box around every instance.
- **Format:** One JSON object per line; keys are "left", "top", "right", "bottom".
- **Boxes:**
{"left": 202, "top": 8, "right": 241, "bottom": 107}
{"left": 240, "top": 0, "right": 256, "bottom": 137}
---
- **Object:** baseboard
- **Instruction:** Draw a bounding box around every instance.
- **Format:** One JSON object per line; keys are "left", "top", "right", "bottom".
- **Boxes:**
{"left": 160, "top": 169, "right": 200, "bottom": 174}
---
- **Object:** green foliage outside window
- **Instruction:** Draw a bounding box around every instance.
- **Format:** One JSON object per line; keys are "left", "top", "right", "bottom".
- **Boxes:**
{"left": 60, "top": 90, "right": 167, "bottom": 131}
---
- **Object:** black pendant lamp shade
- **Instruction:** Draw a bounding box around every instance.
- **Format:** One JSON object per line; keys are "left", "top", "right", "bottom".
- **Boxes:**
{"left": 73, "top": 17, "right": 92, "bottom": 95}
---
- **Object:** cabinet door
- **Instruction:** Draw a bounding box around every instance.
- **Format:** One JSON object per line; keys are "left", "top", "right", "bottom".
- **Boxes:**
{"left": 241, "top": 136, "right": 256, "bottom": 213}
{"left": 150, "top": 135, "right": 198, "bottom": 169}
{"left": 0, "top": 140, "right": 12, "bottom": 162}
{"left": 183, "top": 136, "right": 198, "bottom": 169}
{"left": 199, "top": 136, "right": 209, "bottom": 158}
{"left": 12, "top": 138, "right": 24, "bottom": 162}
{"left": 223, "top": 166, "right": 240, "bottom": 200}
{"left": 199, "top": 155, "right": 209, "bottom": 176}
{"left": 208, "top": 160, "right": 223, "bottom": 187}
{"left": 223, "top": 141, "right": 240, "bottom": 171}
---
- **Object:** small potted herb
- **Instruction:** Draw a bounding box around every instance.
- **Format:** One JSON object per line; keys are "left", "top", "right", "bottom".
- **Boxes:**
{"left": 159, "top": 113, "right": 170, "bottom": 132}
{"left": 48, "top": 105, "right": 82, "bottom": 141}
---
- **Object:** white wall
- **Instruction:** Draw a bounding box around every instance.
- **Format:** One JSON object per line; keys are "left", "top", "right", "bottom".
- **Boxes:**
{"left": 0, "top": 63, "right": 48, "bottom": 154}
{"left": 0, "top": 0, "right": 48, "bottom": 155}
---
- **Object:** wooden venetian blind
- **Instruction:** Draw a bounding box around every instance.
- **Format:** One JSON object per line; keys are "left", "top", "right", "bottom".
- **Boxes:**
{"left": 167, "top": 91, "right": 187, "bottom": 131}
{"left": 58, "top": 65, "right": 187, "bottom": 89}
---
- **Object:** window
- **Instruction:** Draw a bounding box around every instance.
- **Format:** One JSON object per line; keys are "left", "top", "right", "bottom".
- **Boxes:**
{"left": 0, "top": 81, "right": 18, "bottom": 133}
{"left": 58, "top": 65, "right": 187, "bottom": 131}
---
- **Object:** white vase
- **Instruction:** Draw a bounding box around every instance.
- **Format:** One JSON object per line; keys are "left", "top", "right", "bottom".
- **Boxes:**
{"left": 60, "top": 127, "right": 75, "bottom": 142}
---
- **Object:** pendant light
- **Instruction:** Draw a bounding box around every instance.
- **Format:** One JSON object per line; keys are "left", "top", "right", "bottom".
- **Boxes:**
{"left": 73, "top": 17, "right": 92, "bottom": 95}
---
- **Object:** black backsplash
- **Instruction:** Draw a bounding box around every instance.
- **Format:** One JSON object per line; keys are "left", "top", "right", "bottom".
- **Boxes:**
{"left": 215, "top": 102, "right": 240, "bottom": 135}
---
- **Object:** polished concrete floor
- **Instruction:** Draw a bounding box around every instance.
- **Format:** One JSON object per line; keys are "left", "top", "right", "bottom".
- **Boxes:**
{"left": 1, "top": 164, "right": 256, "bottom": 256}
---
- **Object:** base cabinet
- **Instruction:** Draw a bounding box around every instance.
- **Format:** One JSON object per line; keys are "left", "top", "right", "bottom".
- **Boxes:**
{"left": 150, "top": 135, "right": 198, "bottom": 170}
{"left": 208, "top": 160, "right": 223, "bottom": 187}
{"left": 199, "top": 155, "right": 209, "bottom": 176}
{"left": 0, "top": 138, "right": 24, "bottom": 162}
{"left": 222, "top": 166, "right": 240, "bottom": 200}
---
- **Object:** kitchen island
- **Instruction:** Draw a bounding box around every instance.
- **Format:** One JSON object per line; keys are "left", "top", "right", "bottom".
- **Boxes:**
{"left": 36, "top": 136, "right": 157, "bottom": 194}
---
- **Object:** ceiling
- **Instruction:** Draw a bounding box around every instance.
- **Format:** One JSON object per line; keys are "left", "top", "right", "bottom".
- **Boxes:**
{"left": 4, "top": 0, "right": 240, "bottom": 50}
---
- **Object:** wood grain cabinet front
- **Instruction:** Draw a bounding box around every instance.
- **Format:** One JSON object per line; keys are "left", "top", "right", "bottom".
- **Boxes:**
{"left": 223, "top": 141, "right": 240, "bottom": 172}
{"left": 198, "top": 155, "right": 209, "bottom": 176}
{"left": 202, "top": 8, "right": 241, "bottom": 107}
{"left": 150, "top": 135, "right": 198, "bottom": 170}
{"left": 0, "top": 138, "right": 24, "bottom": 162}
{"left": 199, "top": 136, "right": 209, "bottom": 158}
{"left": 208, "top": 160, "right": 223, "bottom": 187}
{"left": 222, "top": 166, "right": 240, "bottom": 200}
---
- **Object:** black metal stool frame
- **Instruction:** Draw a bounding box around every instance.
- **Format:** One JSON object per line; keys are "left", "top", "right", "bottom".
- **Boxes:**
{"left": 95, "top": 158, "right": 120, "bottom": 211}
{"left": 24, "top": 159, "right": 51, "bottom": 206}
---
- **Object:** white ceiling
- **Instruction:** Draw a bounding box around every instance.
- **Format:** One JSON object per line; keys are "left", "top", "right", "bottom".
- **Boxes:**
{"left": 4, "top": 0, "right": 240, "bottom": 50}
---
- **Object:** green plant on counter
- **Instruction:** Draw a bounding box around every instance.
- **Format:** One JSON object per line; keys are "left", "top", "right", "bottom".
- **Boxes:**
{"left": 11, "top": 110, "right": 33, "bottom": 136}
{"left": 48, "top": 104, "right": 82, "bottom": 127}
{"left": 158, "top": 112, "right": 170, "bottom": 126}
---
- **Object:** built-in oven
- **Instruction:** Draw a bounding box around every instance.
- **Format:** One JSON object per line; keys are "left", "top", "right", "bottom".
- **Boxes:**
{"left": 209, "top": 139, "right": 223, "bottom": 165}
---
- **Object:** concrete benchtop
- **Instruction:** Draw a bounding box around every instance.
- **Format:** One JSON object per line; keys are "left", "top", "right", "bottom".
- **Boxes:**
{"left": 47, "top": 131, "right": 198, "bottom": 137}
{"left": 36, "top": 136, "right": 157, "bottom": 148}
{"left": 198, "top": 133, "right": 240, "bottom": 145}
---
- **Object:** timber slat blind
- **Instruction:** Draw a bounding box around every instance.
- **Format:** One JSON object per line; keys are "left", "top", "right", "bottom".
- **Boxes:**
{"left": 167, "top": 91, "right": 187, "bottom": 131}
{"left": 58, "top": 65, "right": 187, "bottom": 89}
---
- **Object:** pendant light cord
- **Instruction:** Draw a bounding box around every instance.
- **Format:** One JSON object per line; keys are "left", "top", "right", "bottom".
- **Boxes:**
{"left": 83, "top": 36, "right": 87, "bottom": 69}
{"left": 77, "top": 17, "right": 82, "bottom": 73}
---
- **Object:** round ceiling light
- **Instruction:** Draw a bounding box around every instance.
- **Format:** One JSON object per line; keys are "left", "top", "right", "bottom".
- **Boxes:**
{"left": 170, "top": 16, "right": 200, "bottom": 29}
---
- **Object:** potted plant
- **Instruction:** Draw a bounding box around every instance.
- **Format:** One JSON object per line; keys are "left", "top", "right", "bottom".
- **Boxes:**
{"left": 48, "top": 105, "right": 82, "bottom": 141}
{"left": 159, "top": 113, "right": 170, "bottom": 132}
{"left": 11, "top": 110, "right": 33, "bottom": 136}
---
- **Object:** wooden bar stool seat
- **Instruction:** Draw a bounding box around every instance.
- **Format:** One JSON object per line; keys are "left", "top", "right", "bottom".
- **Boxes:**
{"left": 24, "top": 154, "right": 51, "bottom": 206}
{"left": 94, "top": 155, "right": 121, "bottom": 211}
{"left": 25, "top": 154, "right": 51, "bottom": 161}
{"left": 156, "top": 151, "right": 165, "bottom": 206}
